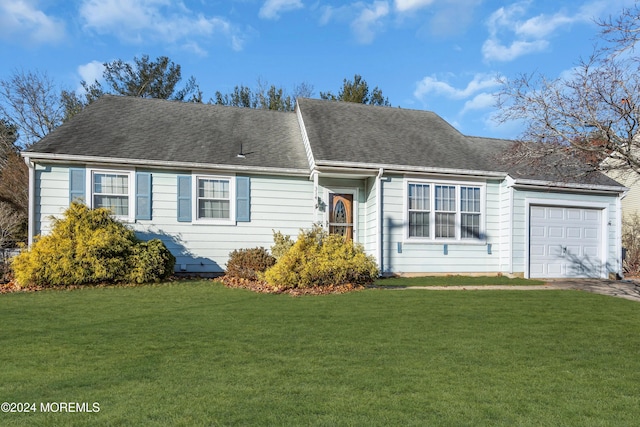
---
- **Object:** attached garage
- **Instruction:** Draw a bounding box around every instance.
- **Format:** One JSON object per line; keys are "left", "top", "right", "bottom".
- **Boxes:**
{"left": 528, "top": 205, "right": 605, "bottom": 278}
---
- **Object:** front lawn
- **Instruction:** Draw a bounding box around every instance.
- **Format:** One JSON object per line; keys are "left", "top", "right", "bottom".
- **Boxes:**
{"left": 1, "top": 281, "right": 639, "bottom": 426}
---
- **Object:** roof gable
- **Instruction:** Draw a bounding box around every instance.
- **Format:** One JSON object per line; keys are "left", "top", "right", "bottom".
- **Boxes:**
{"left": 295, "top": 97, "right": 503, "bottom": 172}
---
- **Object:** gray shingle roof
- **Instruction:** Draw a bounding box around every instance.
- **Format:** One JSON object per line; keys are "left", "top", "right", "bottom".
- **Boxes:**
{"left": 297, "top": 98, "right": 622, "bottom": 187}
{"left": 26, "top": 95, "right": 623, "bottom": 188}
{"left": 297, "top": 97, "right": 505, "bottom": 172}
{"left": 26, "top": 95, "right": 309, "bottom": 171}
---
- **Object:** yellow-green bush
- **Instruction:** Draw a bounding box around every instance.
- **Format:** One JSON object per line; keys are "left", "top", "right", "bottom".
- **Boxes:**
{"left": 264, "top": 225, "right": 379, "bottom": 288}
{"left": 270, "top": 230, "right": 294, "bottom": 260}
{"left": 12, "top": 202, "right": 175, "bottom": 287}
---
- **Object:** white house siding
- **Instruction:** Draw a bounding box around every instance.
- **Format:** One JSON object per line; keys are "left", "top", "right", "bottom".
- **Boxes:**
{"left": 510, "top": 188, "right": 622, "bottom": 278}
{"left": 363, "top": 177, "right": 378, "bottom": 257}
{"left": 379, "top": 175, "right": 504, "bottom": 275}
{"left": 34, "top": 164, "right": 71, "bottom": 236}
{"left": 34, "top": 164, "right": 315, "bottom": 274}
{"left": 498, "top": 180, "right": 513, "bottom": 274}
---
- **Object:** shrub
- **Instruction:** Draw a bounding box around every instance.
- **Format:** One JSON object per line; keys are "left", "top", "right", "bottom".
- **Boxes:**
{"left": 127, "top": 239, "right": 176, "bottom": 284}
{"left": 622, "top": 213, "right": 640, "bottom": 275}
{"left": 271, "top": 230, "right": 294, "bottom": 260}
{"left": 12, "top": 202, "right": 175, "bottom": 287}
{"left": 264, "top": 225, "right": 379, "bottom": 289}
{"left": 226, "top": 247, "right": 276, "bottom": 280}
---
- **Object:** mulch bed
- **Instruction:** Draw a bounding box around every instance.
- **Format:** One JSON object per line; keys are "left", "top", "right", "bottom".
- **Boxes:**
{"left": 219, "top": 275, "right": 365, "bottom": 296}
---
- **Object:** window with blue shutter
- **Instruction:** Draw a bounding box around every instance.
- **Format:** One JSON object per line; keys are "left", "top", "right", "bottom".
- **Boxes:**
{"left": 236, "top": 176, "right": 250, "bottom": 222}
{"left": 177, "top": 175, "right": 192, "bottom": 222}
{"left": 135, "top": 172, "right": 152, "bottom": 220}
{"left": 69, "top": 167, "right": 86, "bottom": 204}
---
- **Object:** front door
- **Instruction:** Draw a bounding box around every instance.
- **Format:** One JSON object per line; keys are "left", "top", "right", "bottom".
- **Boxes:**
{"left": 329, "top": 193, "right": 353, "bottom": 240}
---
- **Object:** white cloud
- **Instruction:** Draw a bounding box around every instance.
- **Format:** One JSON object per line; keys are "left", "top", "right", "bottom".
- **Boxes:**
{"left": 259, "top": 0, "right": 303, "bottom": 20}
{"left": 351, "top": 1, "right": 390, "bottom": 44}
{"left": 414, "top": 73, "right": 500, "bottom": 100}
{"left": 78, "top": 60, "right": 104, "bottom": 85}
{"left": 482, "top": 1, "right": 583, "bottom": 62}
{"left": 481, "top": 38, "right": 548, "bottom": 62}
{"left": 461, "top": 92, "right": 495, "bottom": 114}
{"left": 79, "top": 0, "right": 248, "bottom": 52}
{"left": 0, "top": 0, "right": 65, "bottom": 45}
{"left": 394, "top": 0, "right": 434, "bottom": 13}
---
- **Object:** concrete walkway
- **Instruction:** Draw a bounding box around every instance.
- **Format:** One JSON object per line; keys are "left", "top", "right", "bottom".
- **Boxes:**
{"left": 396, "top": 279, "right": 640, "bottom": 302}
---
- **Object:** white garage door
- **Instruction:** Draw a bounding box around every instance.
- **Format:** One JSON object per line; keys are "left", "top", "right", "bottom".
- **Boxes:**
{"left": 529, "top": 206, "right": 603, "bottom": 278}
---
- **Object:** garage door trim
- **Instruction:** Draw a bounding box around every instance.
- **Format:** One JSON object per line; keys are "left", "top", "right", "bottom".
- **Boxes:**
{"left": 524, "top": 198, "right": 609, "bottom": 279}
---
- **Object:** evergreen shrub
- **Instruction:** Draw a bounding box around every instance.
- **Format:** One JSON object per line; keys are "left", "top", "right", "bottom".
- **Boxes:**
{"left": 226, "top": 247, "right": 276, "bottom": 280}
{"left": 264, "top": 225, "right": 379, "bottom": 289}
{"left": 12, "top": 202, "right": 175, "bottom": 287}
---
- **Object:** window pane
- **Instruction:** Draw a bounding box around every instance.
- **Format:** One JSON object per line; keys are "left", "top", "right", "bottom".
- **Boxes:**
{"left": 199, "top": 179, "right": 229, "bottom": 199}
{"left": 198, "top": 200, "right": 230, "bottom": 219}
{"left": 93, "top": 173, "right": 129, "bottom": 216}
{"left": 94, "top": 195, "right": 129, "bottom": 216}
{"left": 435, "top": 185, "right": 455, "bottom": 211}
{"left": 461, "top": 213, "right": 480, "bottom": 239}
{"left": 94, "top": 174, "right": 128, "bottom": 195}
{"left": 435, "top": 212, "right": 455, "bottom": 238}
{"left": 409, "top": 211, "right": 430, "bottom": 237}
{"left": 409, "top": 183, "right": 429, "bottom": 210}
{"left": 461, "top": 187, "right": 480, "bottom": 213}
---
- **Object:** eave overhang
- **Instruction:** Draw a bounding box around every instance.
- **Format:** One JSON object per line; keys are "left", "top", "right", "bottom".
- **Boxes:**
{"left": 21, "top": 152, "right": 311, "bottom": 177}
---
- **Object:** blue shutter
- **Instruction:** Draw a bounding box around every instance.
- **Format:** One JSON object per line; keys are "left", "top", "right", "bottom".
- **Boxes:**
{"left": 236, "top": 176, "right": 250, "bottom": 222}
{"left": 135, "top": 172, "right": 152, "bottom": 220}
{"left": 69, "top": 167, "right": 86, "bottom": 204}
{"left": 177, "top": 175, "right": 192, "bottom": 222}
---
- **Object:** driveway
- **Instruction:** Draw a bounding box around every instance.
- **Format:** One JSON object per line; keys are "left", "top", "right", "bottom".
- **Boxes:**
{"left": 399, "top": 279, "right": 640, "bottom": 302}
{"left": 544, "top": 279, "right": 640, "bottom": 302}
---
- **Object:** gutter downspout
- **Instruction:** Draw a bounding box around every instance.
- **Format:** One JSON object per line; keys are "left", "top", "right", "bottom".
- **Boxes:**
{"left": 24, "top": 156, "right": 35, "bottom": 246}
{"left": 312, "top": 170, "right": 319, "bottom": 224}
{"left": 616, "top": 195, "right": 623, "bottom": 279}
{"left": 376, "top": 167, "right": 383, "bottom": 273}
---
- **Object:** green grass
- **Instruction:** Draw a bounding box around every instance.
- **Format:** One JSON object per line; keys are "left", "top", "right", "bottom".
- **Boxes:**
{"left": 374, "top": 275, "right": 545, "bottom": 287}
{"left": 1, "top": 280, "right": 639, "bottom": 426}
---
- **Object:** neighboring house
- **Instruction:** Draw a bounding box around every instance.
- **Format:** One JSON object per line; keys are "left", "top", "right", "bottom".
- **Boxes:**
{"left": 22, "top": 95, "right": 626, "bottom": 279}
{"left": 606, "top": 170, "right": 640, "bottom": 221}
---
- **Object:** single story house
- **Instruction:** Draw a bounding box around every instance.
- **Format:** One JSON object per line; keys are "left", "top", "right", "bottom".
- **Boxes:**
{"left": 23, "top": 95, "right": 626, "bottom": 279}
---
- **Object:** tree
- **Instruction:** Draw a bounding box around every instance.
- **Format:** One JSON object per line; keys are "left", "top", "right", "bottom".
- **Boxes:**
{"left": 93, "top": 54, "right": 202, "bottom": 101}
{"left": 61, "top": 55, "right": 203, "bottom": 122}
{"left": 496, "top": 4, "right": 640, "bottom": 179}
{"left": 0, "top": 70, "right": 66, "bottom": 148}
{"left": 320, "top": 74, "right": 390, "bottom": 106}
{"left": 0, "top": 119, "right": 27, "bottom": 247}
{"left": 213, "top": 79, "right": 312, "bottom": 112}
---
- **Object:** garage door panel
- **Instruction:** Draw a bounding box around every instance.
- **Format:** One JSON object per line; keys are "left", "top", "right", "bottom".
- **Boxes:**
{"left": 548, "top": 208, "right": 564, "bottom": 219}
{"left": 530, "top": 225, "right": 545, "bottom": 238}
{"left": 584, "top": 246, "right": 599, "bottom": 257}
{"left": 584, "top": 227, "right": 599, "bottom": 239}
{"left": 584, "top": 210, "right": 600, "bottom": 221}
{"left": 548, "top": 226, "right": 563, "bottom": 238}
{"left": 567, "top": 209, "right": 582, "bottom": 220}
{"left": 566, "top": 227, "right": 581, "bottom": 238}
{"left": 529, "top": 206, "right": 602, "bottom": 279}
{"left": 530, "top": 206, "right": 546, "bottom": 218}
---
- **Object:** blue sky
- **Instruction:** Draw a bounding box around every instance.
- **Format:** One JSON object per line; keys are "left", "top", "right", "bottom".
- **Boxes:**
{"left": 1, "top": 0, "right": 636, "bottom": 139}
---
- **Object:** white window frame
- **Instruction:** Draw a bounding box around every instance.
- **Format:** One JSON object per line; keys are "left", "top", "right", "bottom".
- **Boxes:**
{"left": 404, "top": 178, "right": 486, "bottom": 244}
{"left": 192, "top": 173, "right": 235, "bottom": 224}
{"left": 87, "top": 168, "right": 135, "bottom": 222}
